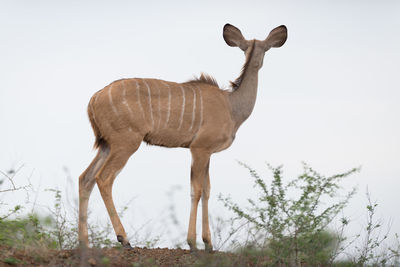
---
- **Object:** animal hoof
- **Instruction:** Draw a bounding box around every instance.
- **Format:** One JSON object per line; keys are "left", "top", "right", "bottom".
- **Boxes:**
{"left": 123, "top": 243, "right": 133, "bottom": 249}
{"left": 189, "top": 245, "right": 198, "bottom": 253}
{"left": 78, "top": 241, "right": 89, "bottom": 249}
{"left": 117, "top": 235, "right": 132, "bottom": 249}
{"left": 205, "top": 244, "right": 213, "bottom": 253}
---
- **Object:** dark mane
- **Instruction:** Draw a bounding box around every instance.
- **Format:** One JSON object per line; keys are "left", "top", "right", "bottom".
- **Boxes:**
{"left": 230, "top": 41, "right": 256, "bottom": 90}
{"left": 186, "top": 73, "right": 219, "bottom": 88}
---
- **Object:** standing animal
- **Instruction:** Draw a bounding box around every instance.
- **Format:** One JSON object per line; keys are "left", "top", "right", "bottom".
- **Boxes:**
{"left": 78, "top": 23, "right": 287, "bottom": 251}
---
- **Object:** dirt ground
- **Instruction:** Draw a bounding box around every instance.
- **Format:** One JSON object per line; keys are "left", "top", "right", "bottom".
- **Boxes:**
{"left": 0, "top": 245, "right": 260, "bottom": 267}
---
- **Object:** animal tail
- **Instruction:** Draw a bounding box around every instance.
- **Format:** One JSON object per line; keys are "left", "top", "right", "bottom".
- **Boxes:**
{"left": 87, "top": 95, "right": 108, "bottom": 150}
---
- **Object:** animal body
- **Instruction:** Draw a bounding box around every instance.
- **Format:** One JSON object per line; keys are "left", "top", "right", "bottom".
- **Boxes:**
{"left": 78, "top": 23, "right": 287, "bottom": 251}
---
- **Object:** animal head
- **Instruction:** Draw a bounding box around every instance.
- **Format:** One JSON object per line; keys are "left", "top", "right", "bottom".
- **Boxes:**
{"left": 223, "top": 24, "right": 287, "bottom": 69}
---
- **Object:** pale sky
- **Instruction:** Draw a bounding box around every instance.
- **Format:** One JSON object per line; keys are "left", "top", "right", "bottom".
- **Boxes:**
{"left": 1, "top": 1, "right": 399, "bottom": 249}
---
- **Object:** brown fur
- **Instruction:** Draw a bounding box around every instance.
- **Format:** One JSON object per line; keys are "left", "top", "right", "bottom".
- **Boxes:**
{"left": 88, "top": 93, "right": 106, "bottom": 149}
{"left": 78, "top": 23, "right": 287, "bottom": 251}
{"left": 230, "top": 41, "right": 256, "bottom": 90}
{"left": 186, "top": 73, "right": 219, "bottom": 88}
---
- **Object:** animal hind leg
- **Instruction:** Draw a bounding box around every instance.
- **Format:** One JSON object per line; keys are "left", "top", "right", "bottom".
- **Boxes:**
{"left": 95, "top": 139, "right": 141, "bottom": 248}
{"left": 78, "top": 145, "right": 110, "bottom": 247}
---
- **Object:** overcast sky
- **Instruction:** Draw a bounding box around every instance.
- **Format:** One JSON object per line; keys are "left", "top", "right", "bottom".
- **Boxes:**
{"left": 1, "top": 1, "right": 399, "bottom": 249}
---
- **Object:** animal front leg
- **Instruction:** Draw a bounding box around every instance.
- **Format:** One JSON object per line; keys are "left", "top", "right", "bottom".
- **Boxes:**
{"left": 187, "top": 182, "right": 201, "bottom": 251}
{"left": 201, "top": 172, "right": 212, "bottom": 251}
{"left": 187, "top": 148, "right": 211, "bottom": 251}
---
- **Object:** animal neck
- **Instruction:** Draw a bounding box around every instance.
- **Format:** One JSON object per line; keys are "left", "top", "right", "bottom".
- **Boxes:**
{"left": 228, "top": 44, "right": 260, "bottom": 129}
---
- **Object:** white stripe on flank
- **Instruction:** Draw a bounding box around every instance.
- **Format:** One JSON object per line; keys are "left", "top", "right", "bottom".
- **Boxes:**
{"left": 108, "top": 84, "right": 119, "bottom": 115}
{"left": 91, "top": 92, "right": 104, "bottom": 130}
{"left": 198, "top": 88, "right": 203, "bottom": 130}
{"left": 135, "top": 80, "right": 146, "bottom": 122}
{"left": 121, "top": 81, "right": 133, "bottom": 132}
{"left": 142, "top": 79, "right": 154, "bottom": 127}
{"left": 163, "top": 83, "right": 171, "bottom": 128}
{"left": 177, "top": 85, "right": 186, "bottom": 130}
{"left": 189, "top": 86, "right": 196, "bottom": 131}
{"left": 157, "top": 86, "right": 161, "bottom": 130}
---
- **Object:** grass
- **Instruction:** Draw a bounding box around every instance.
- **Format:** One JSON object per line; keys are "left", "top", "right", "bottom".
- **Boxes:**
{"left": 3, "top": 257, "right": 20, "bottom": 265}
{"left": 0, "top": 163, "right": 399, "bottom": 266}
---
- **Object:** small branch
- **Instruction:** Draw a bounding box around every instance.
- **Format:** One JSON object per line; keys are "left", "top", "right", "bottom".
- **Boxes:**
{"left": 0, "top": 165, "right": 31, "bottom": 193}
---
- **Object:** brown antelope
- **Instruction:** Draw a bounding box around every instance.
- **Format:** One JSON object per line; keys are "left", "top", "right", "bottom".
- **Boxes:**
{"left": 78, "top": 23, "right": 287, "bottom": 251}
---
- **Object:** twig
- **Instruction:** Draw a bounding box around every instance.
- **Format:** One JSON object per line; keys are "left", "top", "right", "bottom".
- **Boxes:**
{"left": 0, "top": 165, "right": 31, "bottom": 193}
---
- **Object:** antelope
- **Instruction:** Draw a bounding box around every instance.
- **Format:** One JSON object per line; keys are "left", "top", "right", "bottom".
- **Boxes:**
{"left": 78, "top": 23, "right": 287, "bottom": 251}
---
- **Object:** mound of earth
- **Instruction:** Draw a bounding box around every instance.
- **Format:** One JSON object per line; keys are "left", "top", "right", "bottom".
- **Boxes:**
{"left": 0, "top": 245, "right": 263, "bottom": 266}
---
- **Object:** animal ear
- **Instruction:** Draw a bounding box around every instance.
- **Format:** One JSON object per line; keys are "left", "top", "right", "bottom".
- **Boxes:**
{"left": 223, "top": 24, "right": 249, "bottom": 51}
{"left": 264, "top": 25, "right": 287, "bottom": 48}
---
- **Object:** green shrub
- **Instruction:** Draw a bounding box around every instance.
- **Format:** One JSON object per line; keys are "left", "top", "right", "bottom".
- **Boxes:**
{"left": 0, "top": 213, "right": 56, "bottom": 248}
{"left": 220, "top": 162, "right": 358, "bottom": 266}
